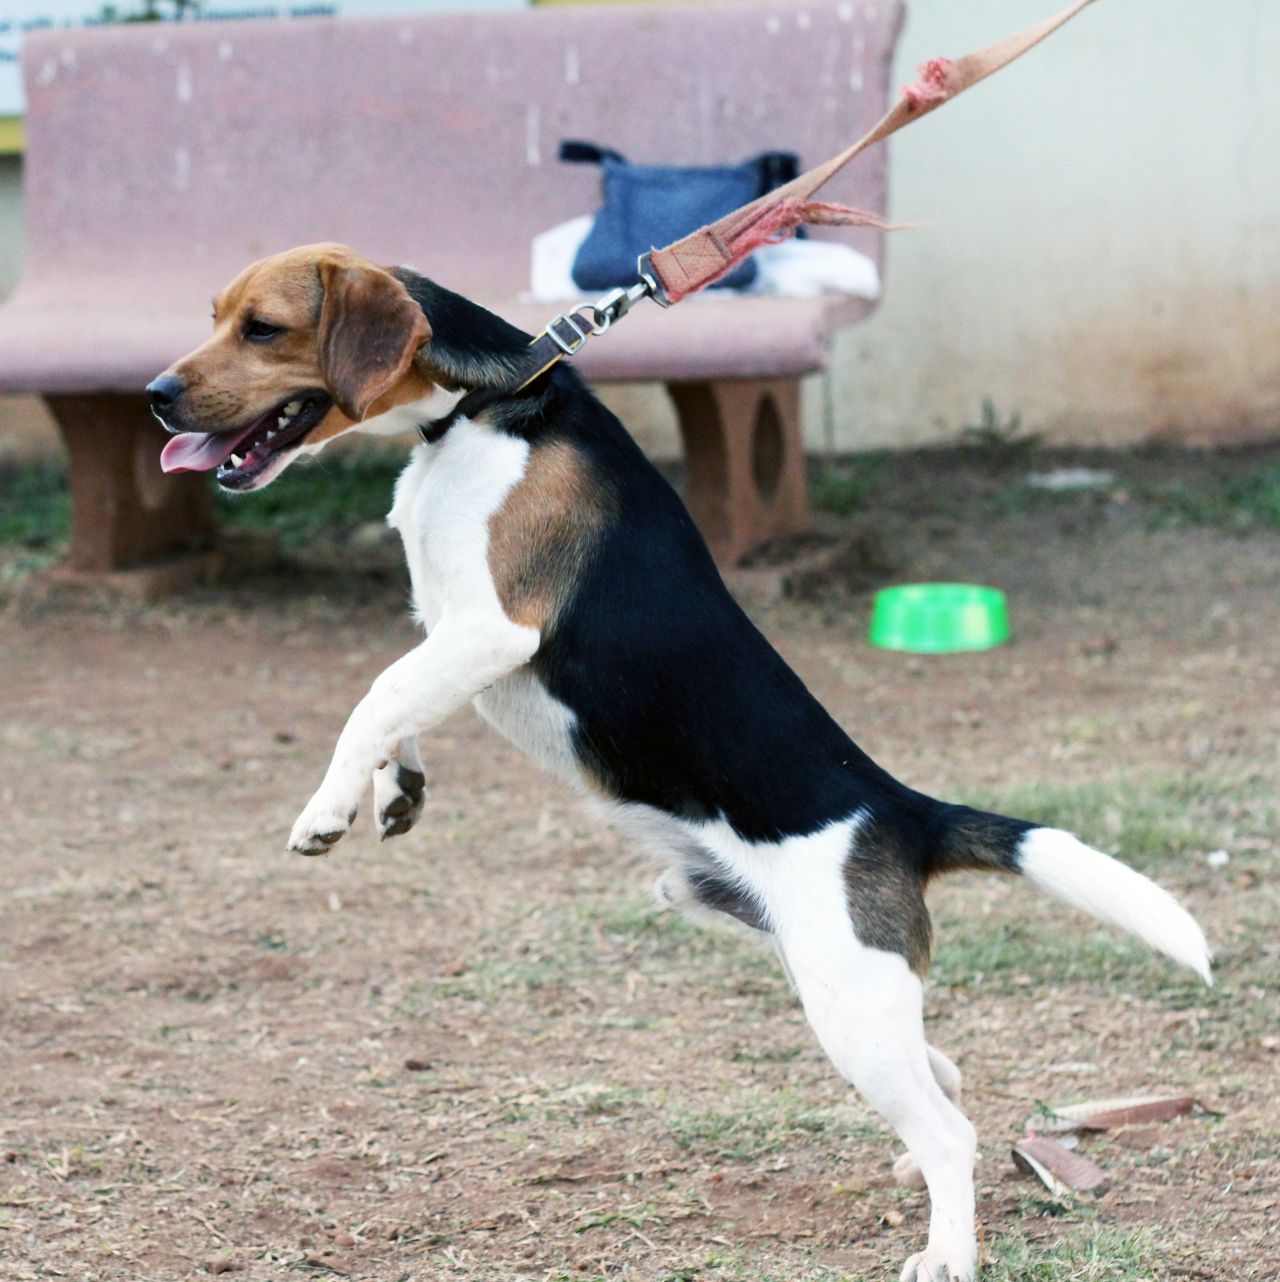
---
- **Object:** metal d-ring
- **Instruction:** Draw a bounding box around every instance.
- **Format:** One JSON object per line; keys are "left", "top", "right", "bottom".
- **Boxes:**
{"left": 546, "top": 276, "right": 657, "bottom": 357}
{"left": 546, "top": 311, "right": 591, "bottom": 355}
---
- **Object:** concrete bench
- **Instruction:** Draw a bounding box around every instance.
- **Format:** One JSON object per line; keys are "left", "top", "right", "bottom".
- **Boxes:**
{"left": 0, "top": 0, "right": 901, "bottom": 572}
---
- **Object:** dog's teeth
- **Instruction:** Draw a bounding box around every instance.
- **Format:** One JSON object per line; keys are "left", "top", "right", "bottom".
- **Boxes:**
{"left": 283, "top": 400, "right": 302, "bottom": 416}
{"left": 230, "top": 453, "right": 244, "bottom": 468}
{"left": 277, "top": 415, "right": 289, "bottom": 429}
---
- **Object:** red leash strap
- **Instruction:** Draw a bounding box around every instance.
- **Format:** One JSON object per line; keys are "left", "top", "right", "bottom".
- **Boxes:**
{"left": 644, "top": 0, "right": 1100, "bottom": 305}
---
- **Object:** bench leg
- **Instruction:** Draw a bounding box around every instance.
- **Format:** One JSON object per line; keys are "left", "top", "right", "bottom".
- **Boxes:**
{"left": 667, "top": 377, "right": 810, "bottom": 565}
{"left": 46, "top": 394, "right": 216, "bottom": 573}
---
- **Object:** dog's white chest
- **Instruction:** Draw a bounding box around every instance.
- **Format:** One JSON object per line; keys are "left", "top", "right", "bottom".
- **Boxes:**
{"left": 387, "top": 421, "right": 524, "bottom": 631}
{"left": 387, "top": 421, "right": 582, "bottom": 784}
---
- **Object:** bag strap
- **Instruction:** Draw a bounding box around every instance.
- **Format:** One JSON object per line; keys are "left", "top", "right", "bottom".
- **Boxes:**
{"left": 559, "top": 140, "right": 627, "bottom": 167}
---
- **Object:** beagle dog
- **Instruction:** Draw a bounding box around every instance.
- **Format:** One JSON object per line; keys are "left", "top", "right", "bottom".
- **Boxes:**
{"left": 148, "top": 243, "right": 1211, "bottom": 1282}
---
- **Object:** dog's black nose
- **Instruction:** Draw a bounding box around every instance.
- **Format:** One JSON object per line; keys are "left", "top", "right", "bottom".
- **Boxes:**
{"left": 146, "top": 373, "right": 185, "bottom": 412}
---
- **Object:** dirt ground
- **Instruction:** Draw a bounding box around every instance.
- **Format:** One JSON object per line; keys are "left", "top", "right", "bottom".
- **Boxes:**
{"left": 1, "top": 447, "right": 1278, "bottom": 1281}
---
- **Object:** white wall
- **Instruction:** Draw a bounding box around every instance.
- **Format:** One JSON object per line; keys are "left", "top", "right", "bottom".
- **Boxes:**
{"left": 826, "top": 0, "right": 1280, "bottom": 449}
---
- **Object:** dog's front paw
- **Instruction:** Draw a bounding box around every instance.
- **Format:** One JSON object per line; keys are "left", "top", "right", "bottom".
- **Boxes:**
{"left": 900, "top": 1244, "right": 977, "bottom": 1282}
{"left": 374, "top": 761, "right": 427, "bottom": 840}
{"left": 288, "top": 793, "right": 359, "bottom": 856}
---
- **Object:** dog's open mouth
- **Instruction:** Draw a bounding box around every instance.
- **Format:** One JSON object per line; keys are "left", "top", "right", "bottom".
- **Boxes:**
{"left": 159, "top": 392, "right": 333, "bottom": 488}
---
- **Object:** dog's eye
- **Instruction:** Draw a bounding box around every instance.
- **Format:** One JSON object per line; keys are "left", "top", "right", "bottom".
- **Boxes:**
{"left": 243, "top": 319, "right": 284, "bottom": 343}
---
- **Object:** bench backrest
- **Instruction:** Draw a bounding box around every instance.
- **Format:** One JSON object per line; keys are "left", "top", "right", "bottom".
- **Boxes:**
{"left": 21, "top": 1, "right": 902, "bottom": 302}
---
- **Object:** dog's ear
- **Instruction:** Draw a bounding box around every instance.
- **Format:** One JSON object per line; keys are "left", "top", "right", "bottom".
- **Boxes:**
{"left": 317, "top": 261, "right": 431, "bottom": 420}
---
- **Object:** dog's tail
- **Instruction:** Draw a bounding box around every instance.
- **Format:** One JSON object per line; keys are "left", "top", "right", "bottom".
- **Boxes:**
{"left": 929, "top": 803, "right": 1212, "bottom": 983}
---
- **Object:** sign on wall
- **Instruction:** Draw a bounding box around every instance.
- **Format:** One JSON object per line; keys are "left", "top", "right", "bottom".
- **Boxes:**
{"left": 0, "top": 0, "right": 522, "bottom": 117}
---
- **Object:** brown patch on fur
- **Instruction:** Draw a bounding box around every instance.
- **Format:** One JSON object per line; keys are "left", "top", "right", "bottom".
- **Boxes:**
{"left": 154, "top": 242, "right": 432, "bottom": 442}
{"left": 844, "top": 823, "right": 932, "bottom": 976}
{"left": 487, "top": 440, "right": 612, "bottom": 634}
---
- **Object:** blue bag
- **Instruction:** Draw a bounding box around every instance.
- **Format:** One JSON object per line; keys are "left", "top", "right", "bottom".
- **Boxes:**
{"left": 560, "top": 140, "right": 800, "bottom": 292}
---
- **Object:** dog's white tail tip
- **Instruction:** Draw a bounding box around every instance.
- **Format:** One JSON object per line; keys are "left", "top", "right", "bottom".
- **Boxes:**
{"left": 1018, "top": 828, "right": 1213, "bottom": 984}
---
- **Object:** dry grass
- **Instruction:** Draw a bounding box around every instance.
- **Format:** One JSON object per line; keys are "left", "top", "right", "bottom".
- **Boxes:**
{"left": 1, "top": 446, "right": 1277, "bottom": 1280}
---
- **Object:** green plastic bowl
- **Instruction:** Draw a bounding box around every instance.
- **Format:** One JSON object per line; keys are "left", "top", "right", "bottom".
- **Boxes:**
{"left": 869, "top": 583, "right": 1010, "bottom": 654}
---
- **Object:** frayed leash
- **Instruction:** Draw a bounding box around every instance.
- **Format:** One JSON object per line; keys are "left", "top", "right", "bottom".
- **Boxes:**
{"left": 647, "top": 0, "right": 1100, "bottom": 303}
{"left": 419, "top": 0, "right": 1100, "bottom": 440}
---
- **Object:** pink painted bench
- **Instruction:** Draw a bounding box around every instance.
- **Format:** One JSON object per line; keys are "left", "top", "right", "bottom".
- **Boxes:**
{"left": 0, "top": 0, "right": 902, "bottom": 572}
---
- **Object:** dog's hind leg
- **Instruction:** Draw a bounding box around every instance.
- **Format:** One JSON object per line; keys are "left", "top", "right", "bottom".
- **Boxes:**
{"left": 893, "top": 1045, "right": 963, "bottom": 1189}
{"left": 373, "top": 736, "right": 427, "bottom": 840}
{"left": 775, "top": 899, "right": 978, "bottom": 1282}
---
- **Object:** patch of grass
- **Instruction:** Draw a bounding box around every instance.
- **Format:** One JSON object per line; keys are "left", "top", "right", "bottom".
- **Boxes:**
{"left": 574, "top": 1200, "right": 663, "bottom": 1234}
{"left": 960, "top": 398, "right": 1041, "bottom": 465}
{"left": 0, "top": 460, "right": 70, "bottom": 548}
{"left": 810, "top": 456, "right": 885, "bottom": 517}
{"left": 1143, "top": 460, "right": 1280, "bottom": 533}
{"left": 937, "top": 775, "right": 1279, "bottom": 1018}
{"left": 984, "top": 1226, "right": 1158, "bottom": 1281}
{"left": 430, "top": 892, "right": 782, "bottom": 1006}
{"left": 660, "top": 1266, "right": 867, "bottom": 1282}
{"left": 930, "top": 917, "right": 1175, "bottom": 994}
{"left": 961, "top": 775, "right": 1271, "bottom": 873}
{"left": 213, "top": 452, "right": 403, "bottom": 548}
{"left": 0, "top": 453, "right": 404, "bottom": 557}
{"left": 666, "top": 1090, "right": 878, "bottom": 1162}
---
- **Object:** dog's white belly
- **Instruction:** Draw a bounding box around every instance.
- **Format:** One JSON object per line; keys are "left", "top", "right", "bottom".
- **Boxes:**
{"left": 473, "top": 669, "right": 582, "bottom": 784}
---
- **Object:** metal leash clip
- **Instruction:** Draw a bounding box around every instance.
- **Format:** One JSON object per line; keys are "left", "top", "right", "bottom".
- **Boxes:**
{"left": 545, "top": 272, "right": 656, "bottom": 357}
{"left": 545, "top": 310, "right": 593, "bottom": 356}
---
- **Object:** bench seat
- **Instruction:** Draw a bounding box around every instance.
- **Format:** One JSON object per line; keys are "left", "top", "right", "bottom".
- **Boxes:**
{"left": 0, "top": 0, "right": 902, "bottom": 572}
{"left": 0, "top": 292, "right": 874, "bottom": 393}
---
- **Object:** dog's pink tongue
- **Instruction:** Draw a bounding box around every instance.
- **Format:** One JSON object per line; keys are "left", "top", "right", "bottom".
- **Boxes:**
{"left": 160, "top": 430, "right": 244, "bottom": 474}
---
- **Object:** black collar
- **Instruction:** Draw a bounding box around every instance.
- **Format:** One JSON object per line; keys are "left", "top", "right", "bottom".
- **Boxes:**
{"left": 414, "top": 319, "right": 586, "bottom": 446}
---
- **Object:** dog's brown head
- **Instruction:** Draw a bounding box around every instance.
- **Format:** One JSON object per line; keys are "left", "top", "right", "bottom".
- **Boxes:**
{"left": 148, "top": 243, "right": 432, "bottom": 491}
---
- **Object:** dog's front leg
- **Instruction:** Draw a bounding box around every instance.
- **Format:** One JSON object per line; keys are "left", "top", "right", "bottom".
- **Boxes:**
{"left": 288, "top": 613, "right": 538, "bottom": 854}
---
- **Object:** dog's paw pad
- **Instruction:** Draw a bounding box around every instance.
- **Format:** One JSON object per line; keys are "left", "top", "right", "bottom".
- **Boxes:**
{"left": 289, "top": 799, "right": 357, "bottom": 856}
{"left": 374, "top": 765, "right": 427, "bottom": 841}
{"left": 397, "top": 767, "right": 426, "bottom": 802}
{"left": 290, "top": 831, "right": 344, "bottom": 857}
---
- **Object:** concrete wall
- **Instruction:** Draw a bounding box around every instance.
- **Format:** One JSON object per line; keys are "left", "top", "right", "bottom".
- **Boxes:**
{"left": 3, "top": 1, "right": 1278, "bottom": 458}
{"left": 829, "top": 0, "right": 1280, "bottom": 450}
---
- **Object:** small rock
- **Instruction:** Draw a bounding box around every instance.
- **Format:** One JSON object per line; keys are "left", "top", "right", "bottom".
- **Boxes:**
{"left": 204, "top": 1254, "right": 236, "bottom": 1275}
{"left": 882, "top": 1207, "right": 906, "bottom": 1228}
{"left": 1206, "top": 849, "right": 1230, "bottom": 870}
{"left": 1025, "top": 467, "right": 1115, "bottom": 492}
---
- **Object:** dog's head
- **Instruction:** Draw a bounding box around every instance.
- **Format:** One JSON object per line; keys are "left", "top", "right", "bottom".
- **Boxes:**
{"left": 148, "top": 243, "right": 433, "bottom": 491}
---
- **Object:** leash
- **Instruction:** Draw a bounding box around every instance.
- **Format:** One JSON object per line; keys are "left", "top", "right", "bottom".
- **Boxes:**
{"left": 419, "top": 0, "right": 1098, "bottom": 445}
